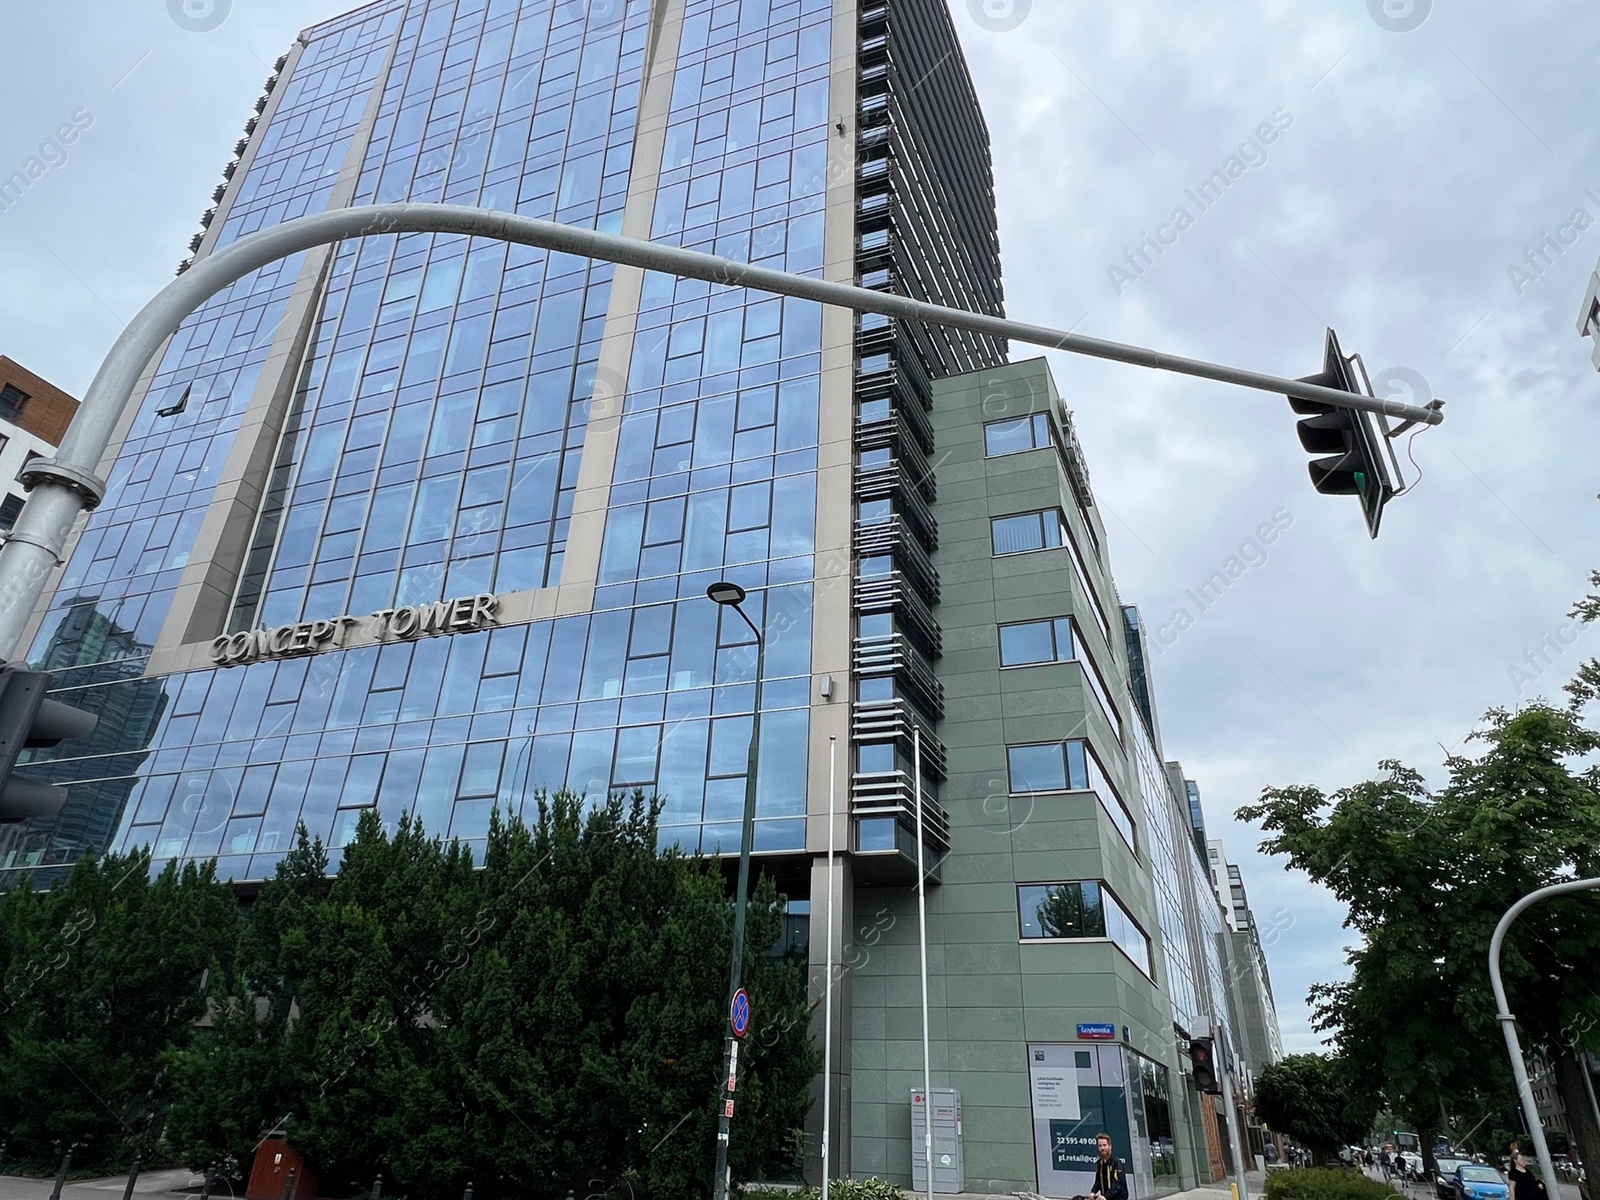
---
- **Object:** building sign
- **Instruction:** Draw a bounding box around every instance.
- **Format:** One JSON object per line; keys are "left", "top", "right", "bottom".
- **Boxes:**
{"left": 1076, "top": 1023, "right": 1117, "bottom": 1040}
{"left": 1029, "top": 1057, "right": 1081, "bottom": 1119}
{"left": 210, "top": 593, "right": 500, "bottom": 666}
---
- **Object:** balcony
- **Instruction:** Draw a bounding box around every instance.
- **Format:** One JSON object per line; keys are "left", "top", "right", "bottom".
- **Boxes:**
{"left": 856, "top": 515, "right": 939, "bottom": 600}
{"left": 855, "top": 461, "right": 937, "bottom": 547}
{"left": 853, "top": 630, "right": 945, "bottom": 718}
{"left": 854, "top": 570, "right": 940, "bottom": 658}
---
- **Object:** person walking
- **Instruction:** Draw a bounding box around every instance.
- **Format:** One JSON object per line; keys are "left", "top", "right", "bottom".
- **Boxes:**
{"left": 1074, "top": 1132, "right": 1129, "bottom": 1200}
{"left": 1382, "top": 1148, "right": 1394, "bottom": 1183}
{"left": 1507, "top": 1149, "right": 1551, "bottom": 1200}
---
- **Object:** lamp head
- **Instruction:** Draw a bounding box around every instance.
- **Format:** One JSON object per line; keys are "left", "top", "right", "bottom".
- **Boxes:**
{"left": 706, "top": 581, "right": 747, "bottom": 607}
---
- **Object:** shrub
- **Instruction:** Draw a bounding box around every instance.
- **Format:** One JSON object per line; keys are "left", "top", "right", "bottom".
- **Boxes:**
{"left": 1264, "top": 1168, "right": 1395, "bottom": 1200}
{"left": 751, "top": 1179, "right": 907, "bottom": 1200}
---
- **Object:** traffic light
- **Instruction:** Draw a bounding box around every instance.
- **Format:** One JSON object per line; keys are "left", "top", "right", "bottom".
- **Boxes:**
{"left": 1288, "top": 328, "right": 1400, "bottom": 539}
{"left": 1189, "top": 1037, "right": 1221, "bottom": 1094}
{"left": 0, "top": 664, "right": 97, "bottom": 822}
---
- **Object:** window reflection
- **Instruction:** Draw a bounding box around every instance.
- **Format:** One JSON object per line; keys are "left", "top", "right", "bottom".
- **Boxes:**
{"left": 1017, "top": 880, "right": 1153, "bottom": 976}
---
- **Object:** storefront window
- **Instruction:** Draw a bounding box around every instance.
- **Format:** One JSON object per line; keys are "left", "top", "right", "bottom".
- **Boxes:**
{"left": 1134, "top": 1055, "right": 1179, "bottom": 1192}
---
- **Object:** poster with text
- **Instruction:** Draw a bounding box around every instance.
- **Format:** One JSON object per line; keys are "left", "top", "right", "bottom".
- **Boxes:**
{"left": 1027, "top": 1042, "right": 1134, "bottom": 1199}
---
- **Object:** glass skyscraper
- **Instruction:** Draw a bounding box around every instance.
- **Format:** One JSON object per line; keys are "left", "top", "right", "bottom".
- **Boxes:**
{"left": 7, "top": 0, "right": 1265, "bottom": 1191}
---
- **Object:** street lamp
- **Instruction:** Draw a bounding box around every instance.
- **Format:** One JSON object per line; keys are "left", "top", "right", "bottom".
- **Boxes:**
{"left": 705, "top": 580, "right": 765, "bottom": 1200}
{"left": 1489, "top": 875, "right": 1600, "bottom": 1193}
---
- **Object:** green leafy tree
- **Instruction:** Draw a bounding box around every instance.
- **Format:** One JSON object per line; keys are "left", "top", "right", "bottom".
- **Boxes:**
{"left": 1254, "top": 1054, "right": 1371, "bottom": 1161}
{"left": 0, "top": 847, "right": 239, "bottom": 1170}
{"left": 162, "top": 826, "right": 333, "bottom": 1174}
{"left": 1238, "top": 705, "right": 1600, "bottom": 1178}
{"left": 162, "top": 793, "right": 820, "bottom": 1198}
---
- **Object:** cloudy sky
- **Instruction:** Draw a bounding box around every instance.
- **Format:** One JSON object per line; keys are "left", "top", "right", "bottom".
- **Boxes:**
{"left": 3, "top": 0, "right": 1599, "bottom": 1055}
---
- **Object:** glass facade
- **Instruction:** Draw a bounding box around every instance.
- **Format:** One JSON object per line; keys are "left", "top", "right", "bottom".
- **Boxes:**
{"left": 9, "top": 0, "right": 839, "bottom": 880}
{"left": 1130, "top": 693, "right": 1201, "bottom": 1033}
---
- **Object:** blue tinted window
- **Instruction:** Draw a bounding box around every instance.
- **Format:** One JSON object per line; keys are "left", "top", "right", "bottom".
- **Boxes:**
{"left": 998, "top": 620, "right": 1057, "bottom": 666}
{"left": 984, "top": 413, "right": 1050, "bottom": 456}
{"left": 992, "top": 510, "right": 1064, "bottom": 555}
{"left": 1007, "top": 743, "right": 1067, "bottom": 793}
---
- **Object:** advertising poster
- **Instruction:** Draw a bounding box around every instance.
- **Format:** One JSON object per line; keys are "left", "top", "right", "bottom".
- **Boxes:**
{"left": 1027, "top": 1042, "right": 1134, "bottom": 1199}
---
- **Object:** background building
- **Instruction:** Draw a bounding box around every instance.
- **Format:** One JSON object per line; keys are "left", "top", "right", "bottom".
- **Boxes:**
{"left": 1207, "top": 840, "right": 1284, "bottom": 1087}
{"left": 12, "top": 0, "right": 1269, "bottom": 1192}
{"left": 0, "top": 357, "right": 79, "bottom": 534}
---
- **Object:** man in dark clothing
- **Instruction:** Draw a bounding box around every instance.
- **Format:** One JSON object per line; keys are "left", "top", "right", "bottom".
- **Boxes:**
{"left": 1508, "top": 1150, "right": 1551, "bottom": 1200}
{"left": 1078, "top": 1132, "right": 1129, "bottom": 1200}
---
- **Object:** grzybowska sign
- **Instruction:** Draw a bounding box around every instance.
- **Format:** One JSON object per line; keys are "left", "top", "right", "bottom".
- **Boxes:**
{"left": 210, "top": 593, "right": 500, "bottom": 667}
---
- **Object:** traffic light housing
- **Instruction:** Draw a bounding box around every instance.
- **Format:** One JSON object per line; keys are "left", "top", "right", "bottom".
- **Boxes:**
{"left": 1289, "top": 329, "right": 1399, "bottom": 539}
{"left": 0, "top": 664, "right": 97, "bottom": 822}
{"left": 1189, "top": 1036, "right": 1221, "bottom": 1094}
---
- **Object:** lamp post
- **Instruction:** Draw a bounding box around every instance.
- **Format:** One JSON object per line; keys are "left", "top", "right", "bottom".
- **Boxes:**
{"left": 706, "top": 580, "right": 765, "bottom": 1200}
{"left": 1488, "top": 875, "right": 1600, "bottom": 1193}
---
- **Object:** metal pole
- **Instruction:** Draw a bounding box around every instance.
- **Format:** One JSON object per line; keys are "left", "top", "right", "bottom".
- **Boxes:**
{"left": 914, "top": 726, "right": 934, "bottom": 1200}
{"left": 279, "top": 1168, "right": 295, "bottom": 1200}
{"left": 0, "top": 202, "right": 1442, "bottom": 661}
{"left": 1216, "top": 1020, "right": 1250, "bottom": 1200}
{"left": 1489, "top": 876, "right": 1600, "bottom": 1193}
{"left": 711, "top": 598, "right": 764, "bottom": 1200}
{"left": 1580, "top": 1054, "right": 1600, "bottom": 1164}
{"left": 822, "top": 735, "right": 837, "bottom": 1200}
{"left": 49, "top": 1146, "right": 72, "bottom": 1200}
{"left": 121, "top": 1159, "right": 139, "bottom": 1200}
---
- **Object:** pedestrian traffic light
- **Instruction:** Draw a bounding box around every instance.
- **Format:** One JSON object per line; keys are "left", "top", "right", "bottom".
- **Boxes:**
{"left": 1189, "top": 1037, "right": 1221, "bottom": 1095}
{"left": 1288, "top": 329, "right": 1400, "bottom": 539}
{"left": 0, "top": 664, "right": 97, "bottom": 822}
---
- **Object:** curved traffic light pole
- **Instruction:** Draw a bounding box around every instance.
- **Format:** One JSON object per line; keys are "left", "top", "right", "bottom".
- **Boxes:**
{"left": 0, "top": 202, "right": 1447, "bottom": 659}
{"left": 1489, "top": 876, "right": 1600, "bottom": 1191}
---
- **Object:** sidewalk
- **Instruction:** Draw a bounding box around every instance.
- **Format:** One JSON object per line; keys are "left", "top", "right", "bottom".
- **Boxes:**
{"left": 1168, "top": 1167, "right": 1267, "bottom": 1200}
{"left": 909, "top": 1166, "right": 1269, "bottom": 1200}
{"left": 0, "top": 1170, "right": 202, "bottom": 1200}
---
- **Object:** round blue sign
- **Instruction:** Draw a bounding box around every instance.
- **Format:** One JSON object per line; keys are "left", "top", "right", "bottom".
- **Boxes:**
{"left": 730, "top": 988, "right": 752, "bottom": 1038}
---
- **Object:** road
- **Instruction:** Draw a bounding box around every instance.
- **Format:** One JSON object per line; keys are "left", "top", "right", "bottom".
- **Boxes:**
{"left": 1361, "top": 1165, "right": 1586, "bottom": 1200}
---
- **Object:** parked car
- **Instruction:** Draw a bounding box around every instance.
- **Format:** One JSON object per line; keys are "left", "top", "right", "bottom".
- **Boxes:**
{"left": 1435, "top": 1158, "right": 1473, "bottom": 1199}
{"left": 1447, "top": 1165, "right": 1511, "bottom": 1200}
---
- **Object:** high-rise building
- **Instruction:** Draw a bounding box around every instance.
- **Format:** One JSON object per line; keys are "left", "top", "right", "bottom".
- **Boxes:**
{"left": 1207, "top": 840, "right": 1284, "bottom": 1083}
{"left": 16, "top": 0, "right": 1240, "bottom": 1192}
{"left": 0, "top": 357, "right": 80, "bottom": 535}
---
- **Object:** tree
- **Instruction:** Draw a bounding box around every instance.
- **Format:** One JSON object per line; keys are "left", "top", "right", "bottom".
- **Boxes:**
{"left": 0, "top": 848, "right": 239, "bottom": 1170}
{"left": 1254, "top": 1054, "right": 1371, "bottom": 1160}
{"left": 1238, "top": 705, "right": 1600, "bottom": 1178}
{"left": 161, "top": 792, "right": 820, "bottom": 1198}
{"left": 162, "top": 826, "right": 333, "bottom": 1175}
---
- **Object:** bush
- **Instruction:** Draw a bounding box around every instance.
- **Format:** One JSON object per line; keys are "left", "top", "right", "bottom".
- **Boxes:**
{"left": 1264, "top": 1168, "right": 1395, "bottom": 1200}
{"left": 747, "top": 1180, "right": 907, "bottom": 1200}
